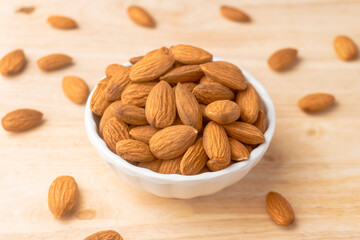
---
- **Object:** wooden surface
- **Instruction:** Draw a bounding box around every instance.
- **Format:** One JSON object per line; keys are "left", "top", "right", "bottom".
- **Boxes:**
{"left": 1, "top": 0, "right": 360, "bottom": 239}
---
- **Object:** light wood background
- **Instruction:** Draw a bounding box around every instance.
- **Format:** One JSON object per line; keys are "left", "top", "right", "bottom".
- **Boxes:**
{"left": 1, "top": 0, "right": 359, "bottom": 239}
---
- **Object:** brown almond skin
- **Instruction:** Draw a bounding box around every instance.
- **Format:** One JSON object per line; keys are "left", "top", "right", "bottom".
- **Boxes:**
{"left": 129, "top": 125, "right": 159, "bottom": 143}
{"left": 228, "top": 138, "right": 249, "bottom": 161}
{"left": 37, "top": 53, "right": 72, "bottom": 71}
{"left": 220, "top": 5, "right": 250, "bottom": 22}
{"left": 159, "top": 65, "right": 204, "bottom": 84}
{"left": 105, "top": 66, "right": 132, "bottom": 101}
{"left": 121, "top": 82, "right": 156, "bottom": 107}
{"left": 90, "top": 78, "right": 111, "bottom": 116}
{"left": 105, "top": 64, "right": 125, "bottom": 77}
{"left": 127, "top": 5, "right": 156, "bottom": 28}
{"left": 138, "top": 159, "right": 162, "bottom": 172}
{"left": 149, "top": 125, "right": 198, "bottom": 160}
{"left": 207, "top": 159, "right": 232, "bottom": 172}
{"left": 84, "top": 230, "right": 123, "bottom": 240}
{"left": 169, "top": 44, "right": 213, "bottom": 65}
{"left": 129, "top": 56, "right": 144, "bottom": 65}
{"left": 298, "top": 93, "right": 335, "bottom": 113}
{"left": 116, "top": 139, "right": 154, "bottom": 162}
{"left": 47, "top": 15, "right": 77, "bottom": 29}
{"left": 192, "top": 83, "right": 235, "bottom": 104}
{"left": 174, "top": 82, "right": 197, "bottom": 93}
{"left": 62, "top": 76, "right": 89, "bottom": 104}
{"left": 203, "top": 121, "right": 231, "bottom": 164}
{"left": 175, "top": 83, "right": 202, "bottom": 131}
{"left": 159, "top": 156, "right": 182, "bottom": 174}
{"left": 0, "top": 49, "right": 26, "bottom": 76}
{"left": 180, "top": 138, "right": 208, "bottom": 175}
{"left": 145, "top": 81, "right": 176, "bottom": 128}
{"left": 236, "top": 82, "right": 260, "bottom": 123}
{"left": 266, "top": 191, "right": 295, "bottom": 226}
{"left": 199, "top": 75, "right": 216, "bottom": 84}
{"left": 253, "top": 109, "right": 267, "bottom": 133}
{"left": 144, "top": 47, "right": 169, "bottom": 59}
{"left": 2, "top": 109, "right": 43, "bottom": 132}
{"left": 102, "top": 117, "right": 130, "bottom": 153}
{"left": 334, "top": 35, "right": 358, "bottom": 61}
{"left": 205, "top": 100, "right": 240, "bottom": 124}
{"left": 48, "top": 175, "right": 78, "bottom": 218}
{"left": 130, "top": 55, "right": 174, "bottom": 82}
{"left": 267, "top": 48, "right": 298, "bottom": 71}
{"left": 224, "top": 121, "right": 265, "bottom": 145}
{"left": 116, "top": 103, "right": 148, "bottom": 125}
{"left": 200, "top": 61, "right": 246, "bottom": 90}
{"left": 99, "top": 100, "right": 123, "bottom": 135}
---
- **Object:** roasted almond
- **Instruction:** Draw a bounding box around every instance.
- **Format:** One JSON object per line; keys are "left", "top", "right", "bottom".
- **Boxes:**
{"left": 121, "top": 82, "right": 156, "bottom": 107}
{"left": 127, "top": 5, "right": 155, "bottom": 28}
{"left": 129, "top": 125, "right": 159, "bottom": 143}
{"left": 2, "top": 108, "right": 43, "bottom": 132}
{"left": 228, "top": 138, "right": 249, "bottom": 161}
{"left": 48, "top": 175, "right": 78, "bottom": 217}
{"left": 129, "top": 56, "right": 144, "bottom": 65}
{"left": 116, "top": 139, "right": 154, "bottom": 162}
{"left": 266, "top": 191, "right": 295, "bottom": 226}
{"left": 192, "top": 82, "right": 234, "bottom": 104}
{"left": 169, "top": 44, "right": 213, "bottom": 64}
{"left": 180, "top": 138, "right": 208, "bottom": 175}
{"left": 105, "top": 64, "right": 125, "bottom": 77}
{"left": 84, "top": 230, "right": 123, "bottom": 240}
{"left": 138, "top": 159, "right": 162, "bottom": 172}
{"left": 116, "top": 103, "right": 148, "bottom": 125}
{"left": 149, "top": 125, "right": 198, "bottom": 160}
{"left": 298, "top": 93, "right": 335, "bottom": 113}
{"left": 37, "top": 53, "right": 72, "bottom": 71}
{"left": 145, "top": 81, "right": 176, "bottom": 128}
{"left": 200, "top": 61, "right": 246, "bottom": 90}
{"left": 90, "top": 77, "right": 111, "bottom": 116}
{"left": 333, "top": 35, "right": 358, "bottom": 61}
{"left": 159, "top": 156, "right": 182, "bottom": 174}
{"left": 62, "top": 76, "right": 89, "bottom": 104}
{"left": 207, "top": 159, "right": 232, "bottom": 172}
{"left": 99, "top": 100, "right": 123, "bottom": 135}
{"left": 224, "top": 121, "right": 265, "bottom": 145}
{"left": 236, "top": 82, "right": 259, "bottom": 123}
{"left": 159, "top": 65, "right": 204, "bottom": 84}
{"left": 105, "top": 66, "right": 131, "bottom": 101}
{"left": 0, "top": 49, "right": 26, "bottom": 76}
{"left": 102, "top": 117, "right": 130, "bottom": 152}
{"left": 205, "top": 100, "right": 240, "bottom": 124}
{"left": 267, "top": 48, "right": 298, "bottom": 71}
{"left": 47, "top": 15, "right": 77, "bottom": 29}
{"left": 220, "top": 5, "right": 250, "bottom": 22}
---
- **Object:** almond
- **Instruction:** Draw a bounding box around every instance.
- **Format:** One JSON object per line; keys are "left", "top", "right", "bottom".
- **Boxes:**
{"left": 121, "top": 82, "right": 156, "bottom": 107}
{"left": 244, "top": 144, "right": 253, "bottom": 153}
{"left": 16, "top": 6, "right": 35, "bottom": 14}
{"left": 236, "top": 82, "right": 259, "bottom": 123}
{"left": 180, "top": 138, "right": 208, "bottom": 175}
{"left": 0, "top": 49, "right": 26, "bottom": 76}
{"left": 200, "top": 61, "right": 246, "bottom": 90}
{"left": 99, "top": 100, "right": 123, "bottom": 135}
{"left": 138, "top": 159, "right": 162, "bottom": 172}
{"left": 105, "top": 64, "right": 125, "bottom": 77}
{"left": 127, "top": 5, "right": 155, "bottom": 28}
{"left": 199, "top": 75, "right": 215, "bottom": 84}
{"left": 175, "top": 83, "right": 202, "bottom": 131}
{"left": 173, "top": 82, "right": 197, "bottom": 92}
{"left": 224, "top": 121, "right": 265, "bottom": 145}
{"left": 297, "top": 93, "right": 335, "bottom": 113}
{"left": 333, "top": 35, "right": 358, "bottom": 61}
{"left": 267, "top": 48, "right": 298, "bottom": 71}
{"left": 47, "top": 15, "right": 77, "bottom": 29}
{"left": 253, "top": 109, "right": 267, "bottom": 133}
{"left": 203, "top": 121, "right": 231, "bottom": 164}
{"left": 144, "top": 47, "right": 169, "bottom": 59}
{"left": 2, "top": 108, "right": 43, "bottom": 132}
{"left": 37, "top": 53, "right": 72, "bottom": 71}
{"left": 129, "top": 56, "right": 144, "bottom": 65}
{"left": 266, "top": 191, "right": 295, "bottom": 226}
{"left": 192, "top": 82, "right": 234, "bottom": 104}
{"left": 84, "top": 230, "right": 123, "bottom": 240}
{"left": 129, "top": 125, "right": 159, "bottom": 143}
{"left": 159, "top": 65, "right": 204, "bottom": 84}
{"left": 220, "top": 5, "right": 250, "bottom": 22}
{"left": 129, "top": 55, "right": 174, "bottom": 82}
{"left": 228, "top": 138, "right": 249, "bottom": 161}
{"left": 149, "top": 125, "right": 198, "bottom": 160}
{"left": 145, "top": 81, "right": 176, "bottom": 128}
{"left": 48, "top": 175, "right": 78, "bottom": 217}
{"left": 62, "top": 76, "right": 89, "bottom": 104}
{"left": 90, "top": 78, "right": 111, "bottom": 116}
{"left": 115, "top": 103, "right": 148, "bottom": 125}
{"left": 169, "top": 44, "right": 213, "bottom": 64}
{"left": 205, "top": 100, "right": 240, "bottom": 124}
{"left": 105, "top": 66, "right": 131, "bottom": 101}
{"left": 206, "top": 159, "right": 232, "bottom": 172}
{"left": 116, "top": 139, "right": 154, "bottom": 162}
{"left": 102, "top": 117, "right": 130, "bottom": 152}
{"left": 159, "top": 156, "right": 182, "bottom": 174}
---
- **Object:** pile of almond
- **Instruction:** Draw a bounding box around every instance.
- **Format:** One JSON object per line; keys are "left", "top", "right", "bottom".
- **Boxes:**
{"left": 90, "top": 44, "right": 267, "bottom": 175}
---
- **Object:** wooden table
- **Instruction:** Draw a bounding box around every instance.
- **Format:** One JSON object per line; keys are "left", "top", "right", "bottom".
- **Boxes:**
{"left": 1, "top": 0, "right": 359, "bottom": 239}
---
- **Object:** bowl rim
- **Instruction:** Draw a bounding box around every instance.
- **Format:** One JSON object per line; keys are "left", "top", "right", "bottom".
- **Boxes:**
{"left": 84, "top": 59, "right": 276, "bottom": 183}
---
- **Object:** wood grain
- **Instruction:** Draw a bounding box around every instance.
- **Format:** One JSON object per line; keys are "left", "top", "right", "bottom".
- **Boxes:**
{"left": 1, "top": 0, "right": 360, "bottom": 239}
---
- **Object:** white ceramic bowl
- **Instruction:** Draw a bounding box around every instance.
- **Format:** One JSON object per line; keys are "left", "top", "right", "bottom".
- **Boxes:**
{"left": 85, "top": 59, "right": 276, "bottom": 199}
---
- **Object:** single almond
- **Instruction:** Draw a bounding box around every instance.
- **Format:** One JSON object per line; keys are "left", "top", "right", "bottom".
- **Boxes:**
{"left": 145, "top": 81, "right": 176, "bottom": 128}
{"left": 220, "top": 5, "right": 250, "bottom": 22}
{"left": 159, "top": 156, "right": 182, "bottom": 174}
{"left": 48, "top": 175, "right": 78, "bottom": 218}
{"left": 116, "top": 139, "right": 154, "bottom": 162}
{"left": 121, "top": 82, "right": 157, "bottom": 107}
{"left": 37, "top": 53, "right": 72, "bottom": 71}
{"left": 175, "top": 83, "right": 202, "bottom": 131}
{"left": 206, "top": 159, "right": 232, "bottom": 172}
{"left": 228, "top": 138, "right": 249, "bottom": 161}
{"left": 47, "top": 15, "right": 77, "bottom": 29}
{"left": 84, "top": 230, "right": 123, "bottom": 240}
{"left": 127, "top": 5, "right": 155, "bottom": 28}
{"left": 144, "top": 47, "right": 169, "bottom": 59}
{"left": 99, "top": 100, "right": 123, "bottom": 135}
{"left": 266, "top": 191, "right": 295, "bottom": 226}
{"left": 129, "top": 125, "right": 159, "bottom": 143}
{"left": 105, "top": 66, "right": 131, "bottom": 101}
{"left": 0, "top": 49, "right": 26, "bottom": 76}
{"left": 129, "top": 56, "right": 144, "bottom": 65}
{"left": 333, "top": 35, "right": 358, "bottom": 61}
{"left": 90, "top": 77, "right": 111, "bottom": 116}
{"left": 267, "top": 48, "right": 298, "bottom": 71}
{"left": 203, "top": 121, "right": 231, "bottom": 165}
{"left": 236, "top": 82, "right": 260, "bottom": 123}
{"left": 102, "top": 117, "right": 130, "bottom": 152}
{"left": 62, "top": 76, "right": 89, "bottom": 104}
{"left": 115, "top": 103, "right": 148, "bottom": 125}
{"left": 138, "top": 159, "right": 162, "bottom": 172}
{"left": 169, "top": 44, "right": 213, "bottom": 64}
{"left": 200, "top": 61, "right": 246, "bottom": 90}
{"left": 205, "top": 100, "right": 240, "bottom": 124}
{"left": 2, "top": 108, "right": 43, "bottom": 132}
{"left": 159, "top": 65, "right": 204, "bottom": 84}
{"left": 224, "top": 121, "right": 265, "bottom": 145}
{"left": 297, "top": 93, "right": 335, "bottom": 113}
{"left": 149, "top": 125, "right": 198, "bottom": 160}
{"left": 105, "top": 64, "right": 126, "bottom": 77}
{"left": 16, "top": 6, "right": 35, "bottom": 14}
{"left": 192, "top": 82, "right": 234, "bottom": 104}
{"left": 180, "top": 138, "right": 208, "bottom": 175}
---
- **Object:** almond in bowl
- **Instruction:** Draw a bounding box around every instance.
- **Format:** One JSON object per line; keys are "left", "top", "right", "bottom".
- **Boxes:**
{"left": 84, "top": 45, "right": 275, "bottom": 198}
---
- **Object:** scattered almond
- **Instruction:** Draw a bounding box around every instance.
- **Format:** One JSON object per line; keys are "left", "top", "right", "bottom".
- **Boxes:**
{"left": 2, "top": 108, "right": 43, "bottom": 132}
{"left": 266, "top": 191, "right": 295, "bottom": 226}
{"left": 298, "top": 93, "right": 335, "bottom": 113}
{"left": 16, "top": 6, "right": 35, "bottom": 14}
{"left": 62, "top": 76, "right": 89, "bottom": 104}
{"left": 0, "top": 49, "right": 26, "bottom": 76}
{"left": 205, "top": 100, "right": 240, "bottom": 124}
{"left": 37, "top": 53, "right": 72, "bottom": 71}
{"left": 333, "top": 35, "right": 358, "bottom": 61}
{"left": 47, "top": 15, "right": 77, "bottom": 29}
{"left": 84, "top": 230, "right": 123, "bottom": 240}
{"left": 267, "top": 48, "right": 298, "bottom": 71}
{"left": 127, "top": 5, "right": 156, "bottom": 28}
{"left": 220, "top": 5, "right": 250, "bottom": 22}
